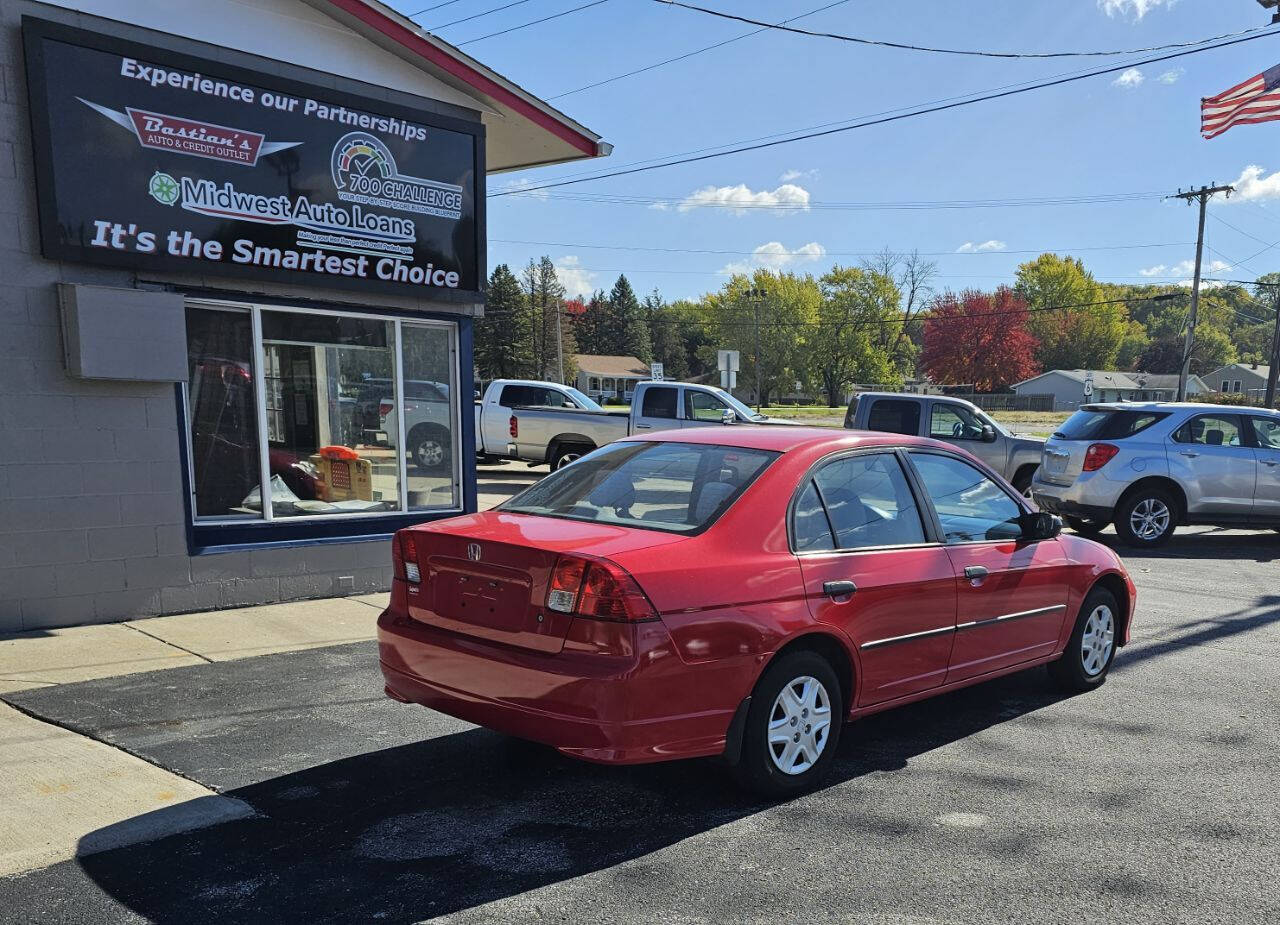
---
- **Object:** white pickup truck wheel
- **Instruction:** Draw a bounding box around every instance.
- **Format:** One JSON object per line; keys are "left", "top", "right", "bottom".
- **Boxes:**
{"left": 410, "top": 425, "right": 451, "bottom": 473}
{"left": 551, "top": 444, "right": 592, "bottom": 470}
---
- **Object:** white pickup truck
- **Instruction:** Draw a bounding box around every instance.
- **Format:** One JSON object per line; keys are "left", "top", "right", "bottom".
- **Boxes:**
{"left": 483, "top": 378, "right": 795, "bottom": 470}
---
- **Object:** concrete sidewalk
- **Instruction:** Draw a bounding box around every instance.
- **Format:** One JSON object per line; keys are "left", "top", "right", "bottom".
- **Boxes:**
{"left": 0, "top": 592, "right": 387, "bottom": 878}
{"left": 0, "top": 592, "right": 387, "bottom": 694}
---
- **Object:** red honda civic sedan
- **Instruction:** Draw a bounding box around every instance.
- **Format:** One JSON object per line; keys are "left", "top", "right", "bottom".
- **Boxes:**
{"left": 378, "top": 427, "right": 1135, "bottom": 795}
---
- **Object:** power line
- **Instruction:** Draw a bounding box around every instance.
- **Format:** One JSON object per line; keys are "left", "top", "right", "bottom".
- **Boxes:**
{"left": 457, "top": 0, "right": 610, "bottom": 45}
{"left": 499, "top": 190, "right": 1171, "bottom": 211}
{"left": 406, "top": 0, "right": 468, "bottom": 16}
{"left": 546, "top": 0, "right": 852, "bottom": 100}
{"left": 490, "top": 29, "right": 1280, "bottom": 197}
{"left": 491, "top": 237, "right": 1192, "bottom": 256}
{"left": 430, "top": 0, "right": 538, "bottom": 31}
{"left": 652, "top": 0, "right": 1271, "bottom": 59}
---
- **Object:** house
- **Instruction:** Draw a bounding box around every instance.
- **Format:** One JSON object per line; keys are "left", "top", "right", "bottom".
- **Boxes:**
{"left": 1011, "top": 370, "right": 1208, "bottom": 411}
{"left": 1201, "top": 363, "right": 1272, "bottom": 399}
{"left": 575, "top": 355, "right": 652, "bottom": 403}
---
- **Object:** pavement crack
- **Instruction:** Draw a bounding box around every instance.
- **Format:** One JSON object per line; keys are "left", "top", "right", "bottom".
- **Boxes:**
{"left": 121, "top": 623, "right": 215, "bottom": 664}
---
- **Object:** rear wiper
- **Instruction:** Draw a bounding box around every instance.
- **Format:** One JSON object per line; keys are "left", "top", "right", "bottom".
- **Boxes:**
{"left": 1051, "top": 431, "right": 1067, "bottom": 439}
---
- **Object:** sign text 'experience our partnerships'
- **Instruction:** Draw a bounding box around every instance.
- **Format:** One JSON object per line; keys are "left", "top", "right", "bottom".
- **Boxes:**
{"left": 22, "top": 18, "right": 483, "bottom": 298}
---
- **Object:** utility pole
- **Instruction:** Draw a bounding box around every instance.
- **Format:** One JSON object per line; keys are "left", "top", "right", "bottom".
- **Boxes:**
{"left": 745, "top": 286, "right": 767, "bottom": 410}
{"left": 1174, "top": 183, "right": 1234, "bottom": 401}
{"left": 554, "top": 302, "right": 564, "bottom": 383}
{"left": 1266, "top": 285, "right": 1280, "bottom": 408}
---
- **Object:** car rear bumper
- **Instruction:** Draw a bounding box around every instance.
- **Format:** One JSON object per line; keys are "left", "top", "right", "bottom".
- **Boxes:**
{"left": 377, "top": 608, "right": 736, "bottom": 764}
{"left": 1032, "top": 493, "right": 1113, "bottom": 522}
{"left": 1031, "top": 469, "right": 1127, "bottom": 519}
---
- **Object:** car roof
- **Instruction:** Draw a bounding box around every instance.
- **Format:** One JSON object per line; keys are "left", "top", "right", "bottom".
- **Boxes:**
{"left": 1081, "top": 401, "right": 1280, "bottom": 416}
{"left": 621, "top": 425, "right": 943, "bottom": 454}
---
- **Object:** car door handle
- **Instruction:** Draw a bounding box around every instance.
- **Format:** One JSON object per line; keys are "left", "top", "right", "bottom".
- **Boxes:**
{"left": 964, "top": 565, "right": 989, "bottom": 581}
{"left": 822, "top": 580, "right": 857, "bottom": 599}
{"left": 1263, "top": 459, "right": 1279, "bottom": 467}
{"left": 634, "top": 423, "right": 652, "bottom": 429}
{"left": 1179, "top": 450, "right": 1199, "bottom": 458}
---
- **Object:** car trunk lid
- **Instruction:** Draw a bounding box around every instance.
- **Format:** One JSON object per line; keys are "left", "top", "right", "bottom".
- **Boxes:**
{"left": 401, "top": 512, "right": 685, "bottom": 653}
{"left": 1040, "top": 437, "right": 1087, "bottom": 486}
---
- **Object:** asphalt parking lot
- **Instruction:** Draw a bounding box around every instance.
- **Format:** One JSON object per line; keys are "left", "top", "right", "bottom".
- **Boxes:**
{"left": 2, "top": 523, "right": 1277, "bottom": 925}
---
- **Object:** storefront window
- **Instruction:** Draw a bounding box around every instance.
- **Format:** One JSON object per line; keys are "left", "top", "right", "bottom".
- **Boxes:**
{"left": 186, "top": 306, "right": 261, "bottom": 518}
{"left": 259, "top": 311, "right": 399, "bottom": 518}
{"left": 184, "top": 302, "right": 460, "bottom": 524}
{"left": 403, "top": 323, "right": 459, "bottom": 511}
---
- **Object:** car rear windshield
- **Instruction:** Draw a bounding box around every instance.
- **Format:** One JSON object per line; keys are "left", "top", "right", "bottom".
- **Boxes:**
{"left": 499, "top": 441, "right": 779, "bottom": 534}
{"left": 1054, "top": 408, "right": 1169, "bottom": 441}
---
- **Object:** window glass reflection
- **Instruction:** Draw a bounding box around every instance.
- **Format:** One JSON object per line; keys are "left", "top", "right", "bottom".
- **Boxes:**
{"left": 402, "top": 324, "right": 459, "bottom": 510}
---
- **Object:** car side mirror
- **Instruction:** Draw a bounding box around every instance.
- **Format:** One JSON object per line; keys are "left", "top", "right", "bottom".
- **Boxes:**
{"left": 721, "top": 408, "right": 736, "bottom": 425}
{"left": 1019, "top": 511, "right": 1062, "bottom": 541}
{"left": 981, "top": 425, "right": 997, "bottom": 443}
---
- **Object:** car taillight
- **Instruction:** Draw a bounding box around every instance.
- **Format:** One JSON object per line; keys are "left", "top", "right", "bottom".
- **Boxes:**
{"left": 1082, "top": 443, "right": 1119, "bottom": 471}
{"left": 509, "top": 414, "right": 518, "bottom": 438}
{"left": 545, "top": 554, "right": 657, "bottom": 622}
{"left": 398, "top": 532, "right": 420, "bottom": 583}
{"left": 379, "top": 399, "right": 394, "bottom": 422}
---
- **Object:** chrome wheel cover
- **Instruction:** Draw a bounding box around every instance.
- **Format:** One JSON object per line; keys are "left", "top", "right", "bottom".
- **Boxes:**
{"left": 416, "top": 439, "right": 445, "bottom": 467}
{"left": 767, "top": 675, "right": 832, "bottom": 775}
{"left": 555, "top": 452, "right": 582, "bottom": 469}
{"left": 1080, "top": 604, "right": 1115, "bottom": 677}
{"left": 1128, "top": 497, "right": 1170, "bottom": 541}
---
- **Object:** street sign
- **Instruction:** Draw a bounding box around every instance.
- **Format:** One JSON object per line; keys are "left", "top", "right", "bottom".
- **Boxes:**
{"left": 1083, "top": 376, "right": 1095, "bottom": 398}
{"left": 650, "top": 362, "right": 664, "bottom": 381}
{"left": 717, "top": 349, "right": 740, "bottom": 373}
{"left": 720, "top": 369, "right": 737, "bottom": 390}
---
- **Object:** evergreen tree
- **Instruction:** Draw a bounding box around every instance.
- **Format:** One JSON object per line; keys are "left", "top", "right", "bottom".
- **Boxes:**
{"left": 474, "top": 264, "right": 533, "bottom": 380}
{"left": 645, "top": 289, "right": 690, "bottom": 380}
{"left": 522, "top": 257, "right": 574, "bottom": 382}
{"left": 572, "top": 290, "right": 610, "bottom": 356}
{"left": 603, "top": 275, "right": 652, "bottom": 362}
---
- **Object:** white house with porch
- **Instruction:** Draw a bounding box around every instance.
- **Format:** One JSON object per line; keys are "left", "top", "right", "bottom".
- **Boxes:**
{"left": 574, "top": 354, "right": 651, "bottom": 403}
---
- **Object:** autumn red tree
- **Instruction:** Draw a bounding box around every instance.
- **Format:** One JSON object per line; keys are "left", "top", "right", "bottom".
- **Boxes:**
{"left": 921, "top": 288, "right": 1040, "bottom": 391}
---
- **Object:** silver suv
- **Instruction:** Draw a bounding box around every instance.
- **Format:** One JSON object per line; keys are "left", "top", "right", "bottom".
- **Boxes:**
{"left": 1031, "top": 402, "right": 1280, "bottom": 547}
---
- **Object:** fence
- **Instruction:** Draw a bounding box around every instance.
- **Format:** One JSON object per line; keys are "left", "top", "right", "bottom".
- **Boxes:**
{"left": 948, "top": 393, "right": 1056, "bottom": 412}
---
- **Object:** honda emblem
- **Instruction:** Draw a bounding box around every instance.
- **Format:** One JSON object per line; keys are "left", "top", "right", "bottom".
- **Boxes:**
{"left": 467, "top": 543, "right": 482, "bottom": 562}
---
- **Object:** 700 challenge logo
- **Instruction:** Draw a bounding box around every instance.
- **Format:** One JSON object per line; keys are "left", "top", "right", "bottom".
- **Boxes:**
{"left": 331, "top": 132, "right": 463, "bottom": 221}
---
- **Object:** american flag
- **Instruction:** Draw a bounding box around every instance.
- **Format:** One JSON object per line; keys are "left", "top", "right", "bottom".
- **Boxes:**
{"left": 1202, "top": 63, "right": 1280, "bottom": 139}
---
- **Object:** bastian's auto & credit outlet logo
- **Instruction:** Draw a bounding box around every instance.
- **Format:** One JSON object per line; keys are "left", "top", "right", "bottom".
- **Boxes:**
{"left": 331, "top": 132, "right": 463, "bottom": 221}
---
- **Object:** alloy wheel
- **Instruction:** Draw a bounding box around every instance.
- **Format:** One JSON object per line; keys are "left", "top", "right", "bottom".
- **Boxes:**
{"left": 1080, "top": 604, "right": 1115, "bottom": 677}
{"left": 416, "top": 439, "right": 445, "bottom": 468}
{"left": 1128, "top": 497, "right": 1170, "bottom": 541}
{"left": 555, "top": 452, "right": 583, "bottom": 470}
{"left": 767, "top": 675, "right": 832, "bottom": 775}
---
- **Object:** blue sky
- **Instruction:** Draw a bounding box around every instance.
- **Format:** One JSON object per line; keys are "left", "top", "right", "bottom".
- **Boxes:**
{"left": 391, "top": 0, "right": 1280, "bottom": 301}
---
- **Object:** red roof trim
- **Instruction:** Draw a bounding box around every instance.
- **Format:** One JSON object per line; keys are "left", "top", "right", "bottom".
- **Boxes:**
{"left": 322, "top": 0, "right": 597, "bottom": 157}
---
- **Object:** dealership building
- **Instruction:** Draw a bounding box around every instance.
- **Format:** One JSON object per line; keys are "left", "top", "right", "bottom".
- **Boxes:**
{"left": 0, "top": 0, "right": 606, "bottom": 632}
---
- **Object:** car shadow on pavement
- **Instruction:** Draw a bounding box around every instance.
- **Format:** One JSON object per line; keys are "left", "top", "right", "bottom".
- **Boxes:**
{"left": 1090, "top": 528, "right": 1280, "bottom": 562}
{"left": 72, "top": 669, "right": 1070, "bottom": 924}
{"left": 71, "top": 594, "right": 1280, "bottom": 923}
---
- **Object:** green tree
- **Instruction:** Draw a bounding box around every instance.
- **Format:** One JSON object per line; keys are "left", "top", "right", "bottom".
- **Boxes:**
{"left": 1138, "top": 327, "right": 1236, "bottom": 374}
{"left": 1016, "top": 254, "right": 1125, "bottom": 370}
{"left": 644, "top": 289, "right": 691, "bottom": 380}
{"left": 1115, "top": 319, "right": 1151, "bottom": 371}
{"left": 810, "top": 266, "right": 898, "bottom": 406}
{"left": 522, "top": 257, "right": 574, "bottom": 381}
{"left": 600, "top": 275, "right": 652, "bottom": 362}
{"left": 474, "top": 264, "right": 533, "bottom": 380}
{"left": 572, "top": 290, "right": 610, "bottom": 356}
{"left": 704, "top": 271, "right": 819, "bottom": 406}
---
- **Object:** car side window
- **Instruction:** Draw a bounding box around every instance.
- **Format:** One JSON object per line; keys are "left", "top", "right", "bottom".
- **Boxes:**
{"left": 1251, "top": 417, "right": 1280, "bottom": 449}
{"left": 640, "top": 386, "right": 678, "bottom": 419}
{"left": 865, "top": 399, "right": 921, "bottom": 436}
{"left": 807, "top": 453, "right": 926, "bottom": 550}
{"left": 908, "top": 452, "right": 1022, "bottom": 543}
{"left": 685, "top": 390, "right": 731, "bottom": 422}
{"left": 930, "top": 403, "right": 984, "bottom": 440}
{"left": 499, "top": 385, "right": 532, "bottom": 407}
{"left": 1175, "top": 415, "right": 1243, "bottom": 447}
{"left": 792, "top": 479, "right": 835, "bottom": 552}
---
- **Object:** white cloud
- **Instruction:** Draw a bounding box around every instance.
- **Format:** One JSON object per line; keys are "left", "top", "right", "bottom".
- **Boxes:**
{"left": 677, "top": 183, "right": 810, "bottom": 216}
{"left": 1225, "top": 165, "right": 1280, "bottom": 202}
{"left": 554, "top": 256, "right": 595, "bottom": 299}
{"left": 1098, "top": 0, "right": 1176, "bottom": 21}
{"left": 779, "top": 168, "right": 819, "bottom": 183}
{"left": 955, "top": 240, "right": 1007, "bottom": 253}
{"left": 1139, "top": 259, "right": 1230, "bottom": 280}
{"left": 1112, "top": 68, "right": 1145, "bottom": 89}
{"left": 720, "top": 241, "right": 826, "bottom": 276}
{"left": 499, "top": 177, "right": 549, "bottom": 201}
{"left": 1157, "top": 68, "right": 1184, "bottom": 85}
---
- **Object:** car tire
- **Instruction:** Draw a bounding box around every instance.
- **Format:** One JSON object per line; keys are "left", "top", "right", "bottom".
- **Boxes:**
{"left": 410, "top": 425, "right": 451, "bottom": 473}
{"left": 551, "top": 444, "right": 592, "bottom": 470}
{"left": 1049, "top": 586, "right": 1120, "bottom": 693}
{"left": 730, "top": 650, "right": 843, "bottom": 798}
{"left": 1113, "top": 487, "right": 1177, "bottom": 547}
{"left": 1064, "top": 516, "right": 1108, "bottom": 537}
{"left": 1011, "top": 466, "right": 1037, "bottom": 497}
